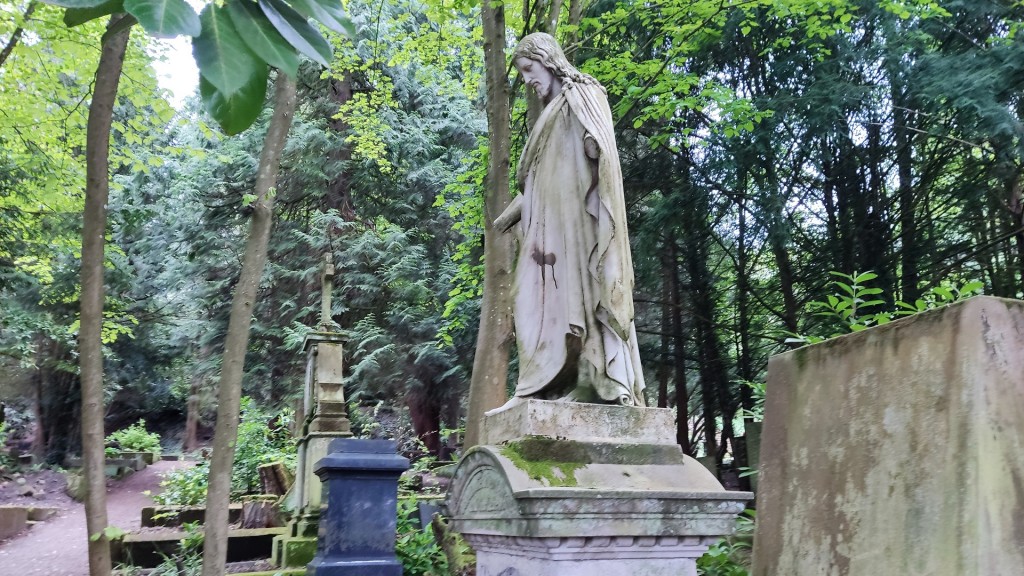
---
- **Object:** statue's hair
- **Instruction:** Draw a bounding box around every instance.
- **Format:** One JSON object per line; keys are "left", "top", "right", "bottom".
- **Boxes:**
{"left": 513, "top": 32, "right": 597, "bottom": 86}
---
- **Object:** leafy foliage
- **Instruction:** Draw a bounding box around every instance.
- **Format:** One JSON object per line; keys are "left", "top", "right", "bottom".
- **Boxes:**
{"left": 230, "top": 397, "right": 295, "bottom": 495}
{"left": 105, "top": 419, "right": 162, "bottom": 455}
{"left": 39, "top": 0, "right": 353, "bottom": 133}
{"left": 153, "top": 398, "right": 296, "bottom": 505}
{"left": 395, "top": 496, "right": 447, "bottom": 576}
{"left": 153, "top": 460, "right": 209, "bottom": 506}
{"left": 697, "top": 511, "right": 755, "bottom": 575}
{"left": 789, "top": 271, "right": 985, "bottom": 344}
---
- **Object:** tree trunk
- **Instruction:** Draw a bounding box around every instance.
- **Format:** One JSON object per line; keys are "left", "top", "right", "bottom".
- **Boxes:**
{"left": 0, "top": 1, "right": 36, "bottom": 70}
{"left": 201, "top": 73, "right": 297, "bottom": 576}
{"left": 464, "top": 0, "right": 515, "bottom": 449}
{"left": 893, "top": 80, "right": 919, "bottom": 302}
{"left": 670, "top": 240, "right": 690, "bottom": 455}
{"left": 182, "top": 374, "right": 201, "bottom": 453}
{"left": 326, "top": 74, "right": 356, "bottom": 222}
{"left": 656, "top": 248, "right": 671, "bottom": 409}
{"left": 80, "top": 14, "right": 131, "bottom": 576}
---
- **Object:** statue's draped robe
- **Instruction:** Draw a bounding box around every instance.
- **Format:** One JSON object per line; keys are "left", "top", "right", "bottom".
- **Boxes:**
{"left": 513, "top": 80, "right": 646, "bottom": 405}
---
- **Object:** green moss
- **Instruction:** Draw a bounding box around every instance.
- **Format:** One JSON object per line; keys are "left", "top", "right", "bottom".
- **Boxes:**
{"left": 276, "top": 536, "right": 318, "bottom": 567}
{"left": 499, "top": 439, "right": 587, "bottom": 487}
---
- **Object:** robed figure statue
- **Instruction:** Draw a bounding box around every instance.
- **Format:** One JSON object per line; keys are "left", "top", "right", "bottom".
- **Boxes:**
{"left": 495, "top": 33, "right": 646, "bottom": 407}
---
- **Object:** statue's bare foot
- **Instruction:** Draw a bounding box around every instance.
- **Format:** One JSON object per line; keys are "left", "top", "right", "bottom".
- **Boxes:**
{"left": 486, "top": 395, "right": 527, "bottom": 416}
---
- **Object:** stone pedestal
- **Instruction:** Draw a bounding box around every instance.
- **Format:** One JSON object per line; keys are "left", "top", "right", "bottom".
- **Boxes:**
{"left": 448, "top": 400, "right": 752, "bottom": 576}
{"left": 273, "top": 332, "right": 352, "bottom": 568}
{"left": 753, "top": 296, "right": 1024, "bottom": 576}
{"left": 308, "top": 439, "right": 410, "bottom": 576}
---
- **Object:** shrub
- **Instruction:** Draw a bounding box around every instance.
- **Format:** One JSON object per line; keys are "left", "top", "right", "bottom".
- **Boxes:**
{"left": 105, "top": 419, "right": 161, "bottom": 456}
{"left": 153, "top": 398, "right": 296, "bottom": 505}
{"left": 395, "top": 496, "right": 447, "bottom": 576}
{"left": 231, "top": 397, "right": 295, "bottom": 496}
{"left": 153, "top": 460, "right": 209, "bottom": 506}
{"left": 697, "top": 511, "right": 754, "bottom": 576}
{"left": 0, "top": 422, "right": 12, "bottom": 467}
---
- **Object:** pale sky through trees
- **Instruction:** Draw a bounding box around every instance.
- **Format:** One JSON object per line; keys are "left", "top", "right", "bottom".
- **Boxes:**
{"left": 151, "top": 34, "right": 198, "bottom": 109}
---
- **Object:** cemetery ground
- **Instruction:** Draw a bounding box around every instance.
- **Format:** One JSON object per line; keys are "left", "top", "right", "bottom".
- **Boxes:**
{"left": 0, "top": 460, "right": 191, "bottom": 575}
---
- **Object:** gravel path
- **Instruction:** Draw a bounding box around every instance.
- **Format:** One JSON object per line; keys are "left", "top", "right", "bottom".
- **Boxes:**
{"left": 0, "top": 460, "right": 190, "bottom": 576}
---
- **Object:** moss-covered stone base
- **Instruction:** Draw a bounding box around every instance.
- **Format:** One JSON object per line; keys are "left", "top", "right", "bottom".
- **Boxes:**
{"left": 271, "top": 534, "right": 318, "bottom": 568}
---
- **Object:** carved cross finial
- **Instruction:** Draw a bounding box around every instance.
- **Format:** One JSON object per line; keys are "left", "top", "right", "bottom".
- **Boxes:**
{"left": 320, "top": 252, "right": 335, "bottom": 331}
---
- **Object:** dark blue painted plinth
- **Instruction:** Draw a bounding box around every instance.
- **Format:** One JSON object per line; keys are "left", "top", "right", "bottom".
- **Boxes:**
{"left": 307, "top": 438, "right": 410, "bottom": 576}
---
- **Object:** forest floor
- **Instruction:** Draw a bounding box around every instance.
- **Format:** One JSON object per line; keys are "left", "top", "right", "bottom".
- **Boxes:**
{"left": 0, "top": 459, "right": 190, "bottom": 575}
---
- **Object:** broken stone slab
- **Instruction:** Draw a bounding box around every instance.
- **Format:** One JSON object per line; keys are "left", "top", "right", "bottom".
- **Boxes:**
{"left": 753, "top": 296, "right": 1024, "bottom": 576}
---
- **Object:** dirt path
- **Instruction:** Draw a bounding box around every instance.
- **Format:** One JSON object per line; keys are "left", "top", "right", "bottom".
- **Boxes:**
{"left": 0, "top": 460, "right": 190, "bottom": 576}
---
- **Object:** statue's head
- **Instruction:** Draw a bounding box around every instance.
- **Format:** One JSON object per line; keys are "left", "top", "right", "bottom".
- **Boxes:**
{"left": 513, "top": 33, "right": 576, "bottom": 80}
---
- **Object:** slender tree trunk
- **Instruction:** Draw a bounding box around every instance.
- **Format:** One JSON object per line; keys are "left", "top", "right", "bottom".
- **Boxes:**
{"left": 670, "top": 240, "right": 690, "bottom": 455}
{"left": 0, "top": 1, "right": 36, "bottom": 70}
{"left": 657, "top": 248, "right": 671, "bottom": 409}
{"left": 326, "top": 74, "right": 356, "bottom": 222}
{"left": 183, "top": 375, "right": 201, "bottom": 453}
{"left": 1009, "top": 173, "right": 1024, "bottom": 296}
{"left": 893, "top": 81, "right": 920, "bottom": 302}
{"left": 464, "top": 0, "right": 515, "bottom": 449}
{"left": 80, "top": 15, "right": 131, "bottom": 576}
{"left": 201, "top": 73, "right": 297, "bottom": 576}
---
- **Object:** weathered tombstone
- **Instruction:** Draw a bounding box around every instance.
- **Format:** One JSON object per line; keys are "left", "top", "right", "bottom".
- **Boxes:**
{"left": 449, "top": 400, "right": 752, "bottom": 576}
{"left": 308, "top": 438, "right": 409, "bottom": 576}
{"left": 753, "top": 296, "right": 1024, "bottom": 576}
{"left": 272, "top": 253, "right": 353, "bottom": 568}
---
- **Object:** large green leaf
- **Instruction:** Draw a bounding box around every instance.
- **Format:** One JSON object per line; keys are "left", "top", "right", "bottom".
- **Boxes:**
{"left": 40, "top": 0, "right": 110, "bottom": 8}
{"left": 286, "top": 0, "right": 355, "bottom": 38}
{"left": 258, "top": 0, "right": 331, "bottom": 68}
{"left": 193, "top": 3, "right": 262, "bottom": 96}
{"left": 227, "top": 0, "right": 300, "bottom": 77}
{"left": 199, "top": 69, "right": 269, "bottom": 135}
{"left": 125, "top": 0, "right": 201, "bottom": 38}
{"left": 63, "top": 0, "right": 124, "bottom": 27}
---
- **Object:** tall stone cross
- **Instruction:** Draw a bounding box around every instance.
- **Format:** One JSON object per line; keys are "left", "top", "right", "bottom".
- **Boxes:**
{"left": 320, "top": 252, "right": 335, "bottom": 332}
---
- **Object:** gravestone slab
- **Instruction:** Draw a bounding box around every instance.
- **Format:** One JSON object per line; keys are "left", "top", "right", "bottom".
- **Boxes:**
{"left": 753, "top": 296, "right": 1024, "bottom": 576}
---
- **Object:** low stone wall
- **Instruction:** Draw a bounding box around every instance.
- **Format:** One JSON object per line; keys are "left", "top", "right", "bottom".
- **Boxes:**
{"left": 113, "top": 527, "right": 286, "bottom": 568}
{"left": 140, "top": 503, "right": 243, "bottom": 527}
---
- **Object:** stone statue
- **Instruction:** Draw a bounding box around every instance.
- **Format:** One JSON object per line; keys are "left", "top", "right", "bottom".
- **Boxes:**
{"left": 495, "top": 32, "right": 645, "bottom": 407}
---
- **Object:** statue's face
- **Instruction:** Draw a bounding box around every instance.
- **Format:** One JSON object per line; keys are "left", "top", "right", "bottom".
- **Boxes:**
{"left": 515, "top": 57, "right": 561, "bottom": 102}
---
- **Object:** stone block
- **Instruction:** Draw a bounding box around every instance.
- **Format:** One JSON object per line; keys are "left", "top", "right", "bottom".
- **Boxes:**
{"left": 271, "top": 534, "right": 318, "bottom": 567}
{"left": 482, "top": 399, "right": 677, "bottom": 445}
{"left": 26, "top": 506, "right": 58, "bottom": 521}
{"left": 753, "top": 296, "right": 1024, "bottom": 576}
{"left": 467, "top": 534, "right": 718, "bottom": 576}
{"left": 308, "top": 439, "right": 409, "bottom": 576}
{"left": 0, "top": 506, "right": 29, "bottom": 540}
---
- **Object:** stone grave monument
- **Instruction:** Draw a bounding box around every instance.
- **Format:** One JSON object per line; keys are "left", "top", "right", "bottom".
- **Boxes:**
{"left": 753, "top": 296, "right": 1024, "bottom": 575}
{"left": 273, "top": 253, "right": 353, "bottom": 568}
{"left": 448, "top": 33, "right": 751, "bottom": 576}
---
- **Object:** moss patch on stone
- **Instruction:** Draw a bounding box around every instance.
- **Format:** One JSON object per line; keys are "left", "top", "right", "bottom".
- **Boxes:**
{"left": 499, "top": 438, "right": 588, "bottom": 487}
